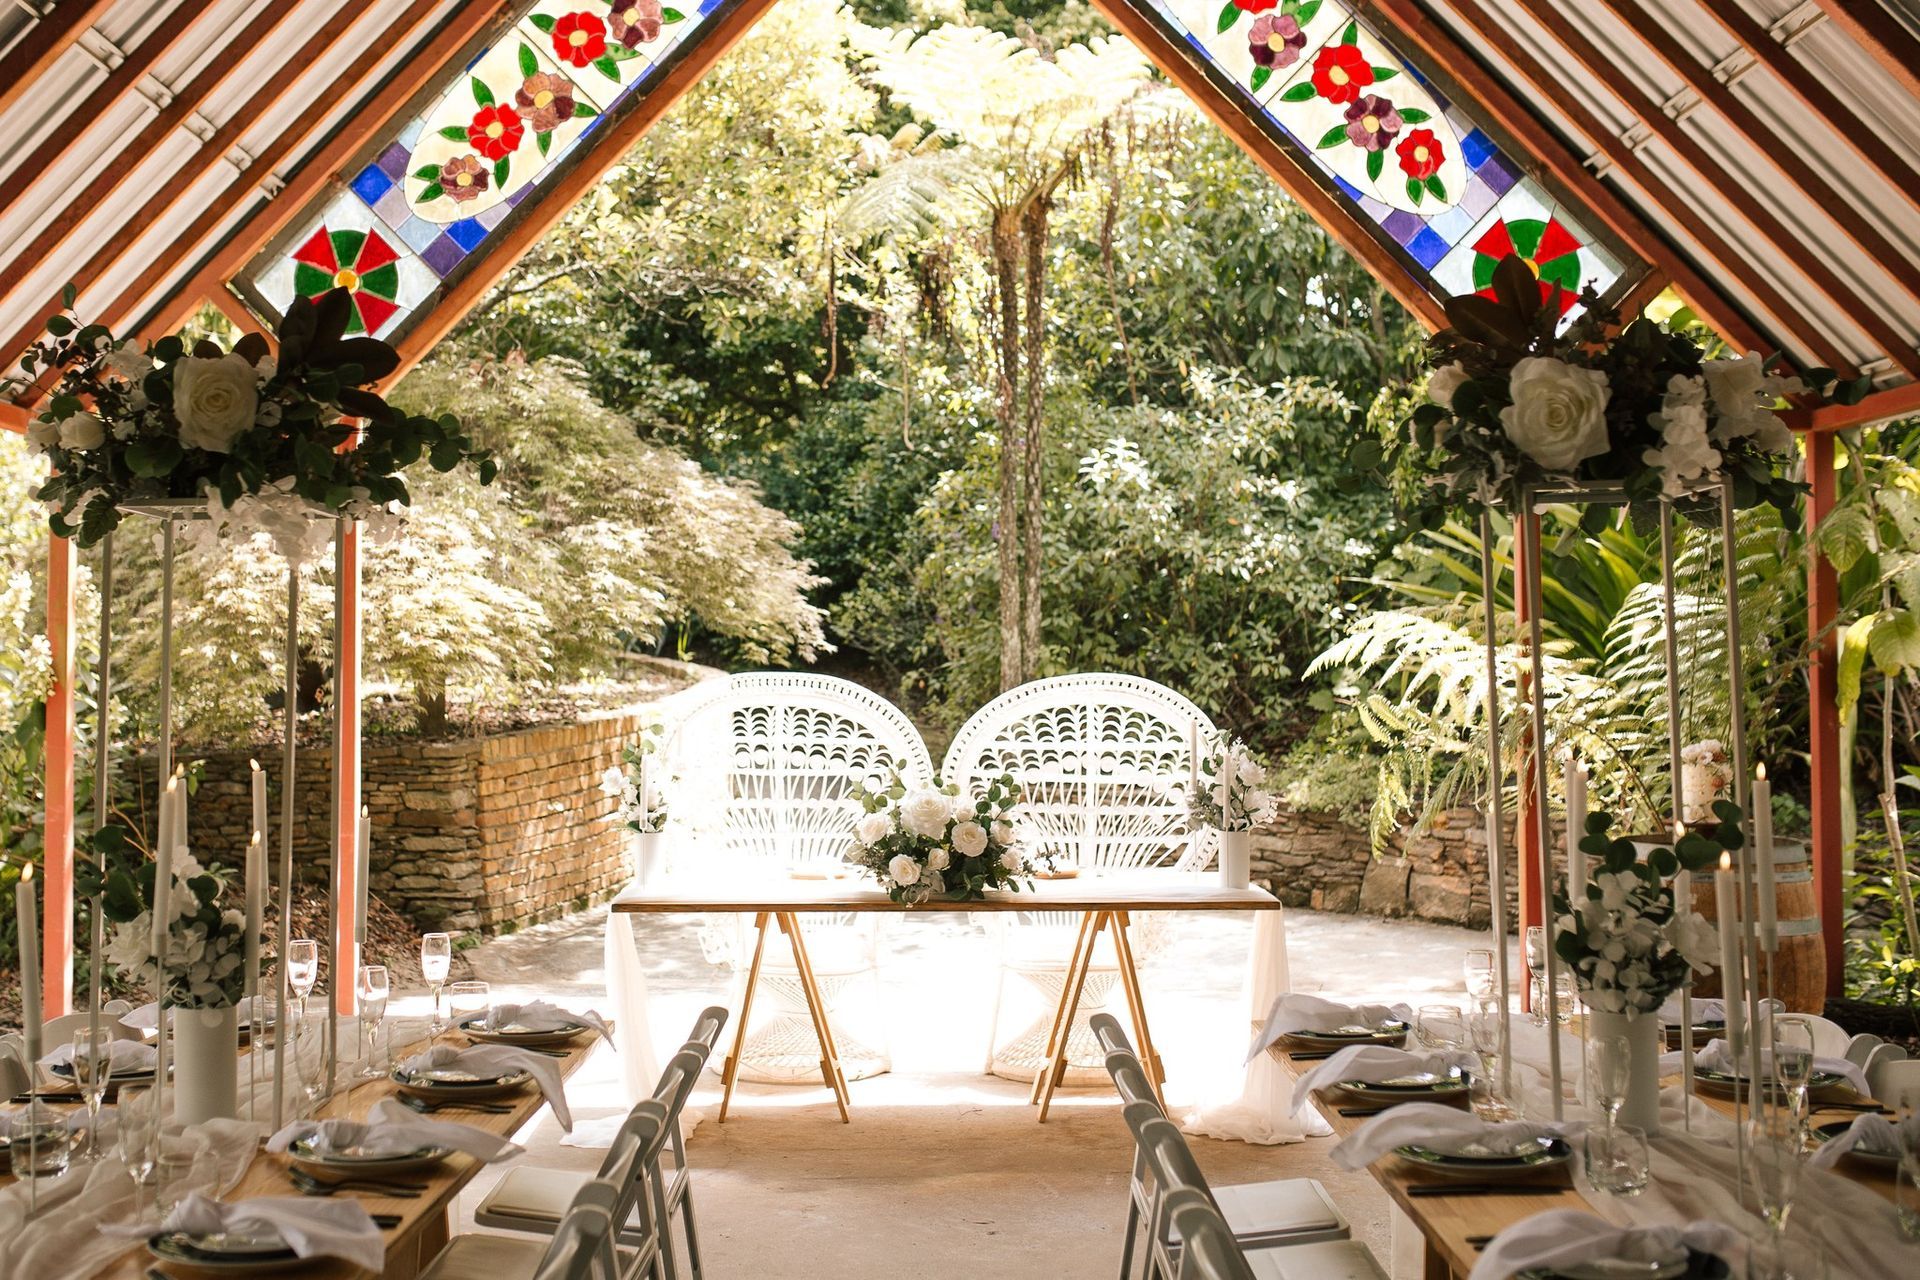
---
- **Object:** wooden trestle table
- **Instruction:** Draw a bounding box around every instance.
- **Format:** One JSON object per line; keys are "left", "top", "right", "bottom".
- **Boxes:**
{"left": 611, "top": 871, "right": 1281, "bottom": 1123}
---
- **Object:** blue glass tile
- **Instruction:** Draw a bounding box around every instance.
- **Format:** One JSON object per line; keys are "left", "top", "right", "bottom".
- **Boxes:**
{"left": 1407, "top": 227, "right": 1450, "bottom": 269}
{"left": 1381, "top": 209, "right": 1421, "bottom": 244}
{"left": 399, "top": 119, "right": 424, "bottom": 149}
{"left": 1460, "top": 129, "right": 1496, "bottom": 171}
{"left": 351, "top": 164, "right": 393, "bottom": 205}
{"left": 421, "top": 233, "right": 466, "bottom": 277}
{"left": 1333, "top": 174, "right": 1362, "bottom": 201}
{"left": 1479, "top": 156, "right": 1518, "bottom": 197}
{"left": 1429, "top": 203, "right": 1475, "bottom": 245}
{"left": 397, "top": 214, "right": 443, "bottom": 253}
{"left": 446, "top": 216, "right": 490, "bottom": 252}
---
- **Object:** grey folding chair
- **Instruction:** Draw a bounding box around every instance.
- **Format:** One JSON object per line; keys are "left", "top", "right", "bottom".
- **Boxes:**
{"left": 1171, "top": 1197, "right": 1256, "bottom": 1280}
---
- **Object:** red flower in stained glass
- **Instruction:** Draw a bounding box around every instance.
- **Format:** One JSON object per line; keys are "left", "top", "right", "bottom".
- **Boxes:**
{"left": 439, "top": 154, "right": 491, "bottom": 204}
{"left": 608, "top": 0, "right": 663, "bottom": 47}
{"left": 552, "top": 12, "right": 608, "bottom": 67}
{"left": 467, "top": 104, "right": 524, "bottom": 161}
{"left": 1395, "top": 127, "right": 1444, "bottom": 179}
{"left": 1231, "top": 0, "right": 1280, "bottom": 11}
{"left": 290, "top": 225, "right": 402, "bottom": 335}
{"left": 1310, "top": 44, "right": 1373, "bottom": 105}
{"left": 1472, "top": 216, "right": 1585, "bottom": 316}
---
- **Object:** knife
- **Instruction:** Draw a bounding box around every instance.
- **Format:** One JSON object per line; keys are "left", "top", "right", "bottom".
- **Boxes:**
{"left": 1408, "top": 1182, "right": 1562, "bottom": 1197}
{"left": 1289, "top": 1051, "right": 1335, "bottom": 1061}
{"left": 1337, "top": 1106, "right": 1389, "bottom": 1117}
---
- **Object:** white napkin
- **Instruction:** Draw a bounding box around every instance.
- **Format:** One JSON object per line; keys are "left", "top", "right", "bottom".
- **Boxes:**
{"left": 1289, "top": 1044, "right": 1479, "bottom": 1115}
{"left": 1807, "top": 1111, "right": 1920, "bottom": 1169}
{"left": 36, "top": 1039, "right": 156, "bottom": 1074}
{"left": 398, "top": 1043, "right": 571, "bottom": 1130}
{"left": 1657, "top": 1037, "right": 1870, "bottom": 1096}
{"left": 1330, "top": 1101, "right": 1574, "bottom": 1169}
{"left": 485, "top": 1001, "right": 613, "bottom": 1045}
{"left": 267, "top": 1097, "right": 523, "bottom": 1163}
{"left": 1245, "top": 994, "right": 1412, "bottom": 1062}
{"left": 1469, "top": 1208, "right": 1747, "bottom": 1280}
{"left": 103, "top": 1191, "right": 384, "bottom": 1274}
{"left": 1654, "top": 995, "right": 1782, "bottom": 1026}
{"left": 119, "top": 995, "right": 269, "bottom": 1032}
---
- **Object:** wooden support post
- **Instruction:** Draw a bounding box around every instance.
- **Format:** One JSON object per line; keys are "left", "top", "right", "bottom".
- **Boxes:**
{"left": 718, "top": 912, "right": 772, "bottom": 1123}
{"left": 333, "top": 522, "right": 361, "bottom": 1017}
{"left": 41, "top": 533, "right": 76, "bottom": 1017}
{"left": 1511, "top": 513, "right": 1544, "bottom": 979}
{"left": 1805, "top": 433, "right": 1845, "bottom": 998}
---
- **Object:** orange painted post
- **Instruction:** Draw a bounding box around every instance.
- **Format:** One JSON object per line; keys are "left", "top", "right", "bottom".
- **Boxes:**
{"left": 1805, "top": 434, "right": 1845, "bottom": 998}
{"left": 42, "top": 533, "right": 76, "bottom": 1016}
{"left": 1511, "top": 512, "right": 1543, "bottom": 1007}
{"left": 334, "top": 522, "right": 362, "bottom": 1018}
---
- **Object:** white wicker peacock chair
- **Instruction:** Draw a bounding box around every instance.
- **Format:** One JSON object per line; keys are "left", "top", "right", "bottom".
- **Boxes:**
{"left": 667, "top": 672, "right": 934, "bottom": 1083}
{"left": 940, "top": 673, "right": 1216, "bottom": 1084}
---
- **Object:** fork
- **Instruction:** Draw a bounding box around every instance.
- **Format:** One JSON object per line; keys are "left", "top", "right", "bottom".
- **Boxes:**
{"left": 288, "top": 1169, "right": 427, "bottom": 1198}
{"left": 396, "top": 1094, "right": 513, "bottom": 1115}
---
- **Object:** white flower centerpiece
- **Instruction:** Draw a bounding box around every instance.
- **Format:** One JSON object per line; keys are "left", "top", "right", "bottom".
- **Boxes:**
{"left": 1188, "top": 736, "right": 1277, "bottom": 889}
{"left": 1677, "top": 739, "right": 1733, "bottom": 828}
{"left": 1552, "top": 807, "right": 1732, "bottom": 1132}
{"left": 847, "top": 771, "right": 1031, "bottom": 904}
{"left": 601, "top": 722, "right": 672, "bottom": 884}
{"left": 13, "top": 284, "right": 494, "bottom": 557}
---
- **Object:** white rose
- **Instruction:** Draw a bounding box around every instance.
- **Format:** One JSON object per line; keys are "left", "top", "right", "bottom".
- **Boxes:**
{"left": 1498, "top": 357, "right": 1612, "bottom": 471}
{"left": 952, "top": 795, "right": 978, "bottom": 821}
{"left": 855, "top": 813, "right": 892, "bottom": 846}
{"left": 103, "top": 345, "right": 152, "bottom": 384}
{"left": 900, "top": 789, "right": 953, "bottom": 839}
{"left": 1702, "top": 353, "right": 1766, "bottom": 412}
{"left": 990, "top": 820, "right": 1015, "bottom": 846}
{"left": 1235, "top": 756, "right": 1264, "bottom": 785}
{"left": 998, "top": 848, "right": 1023, "bottom": 873}
{"left": 1665, "top": 911, "right": 1719, "bottom": 972}
{"left": 888, "top": 854, "right": 921, "bottom": 887}
{"left": 25, "top": 416, "right": 60, "bottom": 452}
{"left": 600, "top": 766, "right": 625, "bottom": 797}
{"left": 1427, "top": 361, "right": 1469, "bottom": 409}
{"left": 951, "top": 821, "right": 988, "bottom": 858}
{"left": 172, "top": 353, "right": 260, "bottom": 453}
{"left": 926, "top": 847, "right": 951, "bottom": 872}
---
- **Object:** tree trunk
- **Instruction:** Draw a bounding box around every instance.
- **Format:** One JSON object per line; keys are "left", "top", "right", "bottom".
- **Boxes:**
{"left": 991, "top": 213, "right": 1026, "bottom": 692}
{"left": 1019, "top": 198, "right": 1049, "bottom": 686}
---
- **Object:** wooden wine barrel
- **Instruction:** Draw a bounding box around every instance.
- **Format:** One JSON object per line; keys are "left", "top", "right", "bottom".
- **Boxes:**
{"left": 1688, "top": 840, "right": 1826, "bottom": 1013}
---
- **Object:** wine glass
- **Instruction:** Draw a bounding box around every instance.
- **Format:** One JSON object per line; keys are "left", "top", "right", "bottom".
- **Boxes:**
{"left": 1747, "top": 1115, "right": 1799, "bottom": 1277}
{"left": 1415, "top": 1003, "right": 1462, "bottom": 1052}
{"left": 117, "top": 1083, "right": 158, "bottom": 1214}
{"left": 291, "top": 1006, "right": 329, "bottom": 1117}
{"left": 357, "top": 965, "right": 390, "bottom": 1080}
{"left": 69, "top": 1027, "right": 115, "bottom": 1160}
{"left": 421, "top": 933, "right": 452, "bottom": 1034}
{"left": 1524, "top": 927, "right": 1547, "bottom": 1025}
{"left": 1772, "top": 1017, "right": 1816, "bottom": 1142}
{"left": 1583, "top": 1123, "right": 1649, "bottom": 1197}
{"left": 287, "top": 939, "right": 319, "bottom": 1017}
{"left": 1463, "top": 949, "right": 1495, "bottom": 997}
{"left": 1466, "top": 996, "right": 1509, "bottom": 1119}
{"left": 1586, "top": 1032, "right": 1631, "bottom": 1133}
{"left": 449, "top": 980, "right": 490, "bottom": 1035}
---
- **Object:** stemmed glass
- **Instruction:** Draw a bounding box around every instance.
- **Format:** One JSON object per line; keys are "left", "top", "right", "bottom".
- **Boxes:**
{"left": 1466, "top": 996, "right": 1510, "bottom": 1119}
{"left": 1747, "top": 1115, "right": 1800, "bottom": 1278}
{"left": 1463, "top": 949, "right": 1495, "bottom": 998}
{"left": 1416, "top": 1003, "right": 1462, "bottom": 1052}
{"left": 450, "top": 980, "right": 490, "bottom": 1036}
{"left": 357, "top": 965, "right": 390, "bottom": 1080}
{"left": 287, "top": 939, "right": 319, "bottom": 1017}
{"left": 292, "top": 1007, "right": 329, "bottom": 1118}
{"left": 1772, "top": 1017, "right": 1816, "bottom": 1144}
{"left": 421, "top": 933, "right": 452, "bottom": 1035}
{"left": 1524, "top": 926, "right": 1547, "bottom": 1025}
{"left": 1586, "top": 1032, "right": 1630, "bottom": 1134}
{"left": 69, "top": 1027, "right": 115, "bottom": 1159}
{"left": 116, "top": 1083, "right": 158, "bottom": 1215}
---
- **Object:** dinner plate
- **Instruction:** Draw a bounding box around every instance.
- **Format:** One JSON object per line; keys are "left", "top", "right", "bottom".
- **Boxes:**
{"left": 148, "top": 1230, "right": 308, "bottom": 1274}
{"left": 287, "top": 1135, "right": 452, "bottom": 1178}
{"left": 1395, "top": 1136, "right": 1571, "bottom": 1178}
{"left": 1662, "top": 1022, "right": 1724, "bottom": 1049}
{"left": 1810, "top": 1120, "right": 1903, "bottom": 1174}
{"left": 1335, "top": 1071, "right": 1470, "bottom": 1100}
{"left": 391, "top": 1065, "right": 532, "bottom": 1101}
{"left": 1692, "top": 1067, "right": 1845, "bottom": 1100}
{"left": 1283, "top": 1022, "right": 1410, "bottom": 1050}
{"left": 457, "top": 1014, "right": 589, "bottom": 1049}
{"left": 1520, "top": 1248, "right": 1730, "bottom": 1280}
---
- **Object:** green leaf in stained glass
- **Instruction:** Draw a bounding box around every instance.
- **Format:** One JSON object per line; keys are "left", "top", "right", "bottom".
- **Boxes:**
{"left": 493, "top": 156, "right": 511, "bottom": 187}
{"left": 1365, "top": 149, "right": 1384, "bottom": 181}
{"left": 1341, "top": 20, "right": 1357, "bottom": 44}
{"left": 1249, "top": 66, "right": 1272, "bottom": 94}
{"left": 1286, "top": 0, "right": 1321, "bottom": 22}
{"left": 530, "top": 12, "right": 555, "bottom": 31}
{"left": 1279, "top": 81, "right": 1317, "bottom": 102}
{"left": 419, "top": 182, "right": 445, "bottom": 203}
{"left": 1315, "top": 123, "right": 1349, "bottom": 149}
{"left": 329, "top": 229, "right": 367, "bottom": 272}
{"left": 592, "top": 54, "right": 622, "bottom": 81}
{"left": 1398, "top": 107, "right": 1428, "bottom": 123}
{"left": 1406, "top": 177, "right": 1424, "bottom": 206}
{"left": 661, "top": 6, "right": 684, "bottom": 19}
{"left": 519, "top": 43, "right": 538, "bottom": 79}
{"left": 1425, "top": 175, "right": 1447, "bottom": 202}
{"left": 538, "top": 130, "right": 552, "bottom": 158}
{"left": 472, "top": 77, "right": 494, "bottom": 107}
{"left": 358, "top": 262, "right": 400, "bottom": 300}
{"left": 573, "top": 101, "right": 596, "bottom": 117}
{"left": 439, "top": 125, "right": 468, "bottom": 142}
{"left": 1374, "top": 66, "right": 1398, "bottom": 81}
{"left": 412, "top": 164, "right": 442, "bottom": 181}
{"left": 1218, "top": 1, "right": 1240, "bottom": 34}
{"left": 293, "top": 262, "right": 334, "bottom": 298}
{"left": 608, "top": 43, "right": 643, "bottom": 60}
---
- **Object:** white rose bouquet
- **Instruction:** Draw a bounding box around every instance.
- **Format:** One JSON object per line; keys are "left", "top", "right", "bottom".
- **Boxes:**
{"left": 80, "top": 823, "right": 264, "bottom": 1009}
{"left": 1380, "top": 253, "right": 1821, "bottom": 515}
{"left": 847, "top": 770, "right": 1030, "bottom": 904}
{"left": 13, "top": 284, "right": 494, "bottom": 553}
{"left": 1188, "top": 736, "right": 1277, "bottom": 833}
{"left": 1677, "top": 739, "right": 1733, "bottom": 828}
{"left": 1552, "top": 808, "right": 1735, "bottom": 1015}
{"left": 601, "top": 722, "right": 669, "bottom": 835}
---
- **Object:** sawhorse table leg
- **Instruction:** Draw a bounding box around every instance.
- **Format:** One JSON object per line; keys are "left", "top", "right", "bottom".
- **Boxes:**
{"left": 1032, "top": 910, "right": 1164, "bottom": 1121}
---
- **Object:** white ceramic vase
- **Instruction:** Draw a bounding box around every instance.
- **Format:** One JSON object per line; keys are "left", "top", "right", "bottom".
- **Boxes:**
{"left": 1217, "top": 829, "right": 1252, "bottom": 890}
{"left": 172, "top": 1004, "right": 240, "bottom": 1124}
{"left": 632, "top": 830, "right": 668, "bottom": 886}
{"left": 1585, "top": 1006, "right": 1662, "bottom": 1136}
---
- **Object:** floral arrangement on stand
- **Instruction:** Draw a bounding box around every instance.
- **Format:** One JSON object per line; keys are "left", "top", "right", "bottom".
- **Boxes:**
{"left": 13, "top": 284, "right": 494, "bottom": 558}
{"left": 847, "top": 772, "right": 1030, "bottom": 904}
{"left": 1394, "top": 255, "right": 1819, "bottom": 515}
{"left": 1677, "top": 740, "right": 1734, "bottom": 828}
{"left": 600, "top": 721, "right": 670, "bottom": 835}
{"left": 81, "top": 824, "right": 261, "bottom": 1009}
{"left": 1553, "top": 809, "right": 1732, "bottom": 1015}
{"left": 1187, "top": 737, "right": 1279, "bottom": 833}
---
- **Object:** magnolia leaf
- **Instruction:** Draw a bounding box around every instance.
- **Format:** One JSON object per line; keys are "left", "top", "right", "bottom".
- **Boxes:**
{"left": 1868, "top": 608, "right": 1920, "bottom": 675}
{"left": 1816, "top": 503, "right": 1873, "bottom": 573}
{"left": 1838, "top": 613, "right": 1876, "bottom": 724}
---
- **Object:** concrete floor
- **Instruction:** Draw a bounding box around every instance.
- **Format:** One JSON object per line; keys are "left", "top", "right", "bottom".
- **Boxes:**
{"left": 414, "top": 905, "right": 1502, "bottom": 1278}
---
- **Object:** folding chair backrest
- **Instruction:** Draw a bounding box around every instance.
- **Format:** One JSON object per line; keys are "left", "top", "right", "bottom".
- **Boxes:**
{"left": 533, "top": 1188, "right": 618, "bottom": 1280}
{"left": 1091, "top": 1013, "right": 1135, "bottom": 1058}
{"left": 1105, "top": 1049, "right": 1161, "bottom": 1112}
{"left": 1136, "top": 1115, "right": 1216, "bottom": 1206}
{"left": 683, "top": 1006, "right": 729, "bottom": 1061}
{"left": 651, "top": 1047, "right": 706, "bottom": 1120}
{"left": 1172, "top": 1197, "right": 1257, "bottom": 1280}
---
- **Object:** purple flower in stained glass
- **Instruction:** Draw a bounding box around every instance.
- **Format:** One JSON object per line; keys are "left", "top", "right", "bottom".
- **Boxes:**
{"left": 1247, "top": 13, "right": 1305, "bottom": 70}
{"left": 1343, "top": 94, "right": 1403, "bottom": 151}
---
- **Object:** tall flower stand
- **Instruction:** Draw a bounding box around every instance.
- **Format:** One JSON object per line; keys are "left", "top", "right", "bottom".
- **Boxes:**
{"left": 1216, "top": 829, "right": 1252, "bottom": 890}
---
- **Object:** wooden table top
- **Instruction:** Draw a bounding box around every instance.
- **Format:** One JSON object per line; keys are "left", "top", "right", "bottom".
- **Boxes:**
{"left": 1279, "top": 1046, "right": 1899, "bottom": 1279}
{"left": 77, "top": 1030, "right": 597, "bottom": 1280}
{"left": 611, "top": 869, "right": 1281, "bottom": 913}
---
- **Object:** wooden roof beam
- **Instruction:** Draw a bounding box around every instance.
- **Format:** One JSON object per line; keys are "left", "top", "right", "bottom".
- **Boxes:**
{"left": 0, "top": 3, "right": 208, "bottom": 220}
{"left": 0, "top": 401, "right": 28, "bottom": 433}
{"left": 1596, "top": 0, "right": 1920, "bottom": 310}
{"left": 132, "top": 2, "right": 520, "bottom": 344}
{"left": 1784, "top": 379, "right": 1920, "bottom": 434}
{"left": 1090, "top": 0, "right": 1447, "bottom": 332}
{"left": 0, "top": 0, "right": 320, "bottom": 356}
{"left": 1811, "top": 0, "right": 1920, "bottom": 106}
{"left": 0, "top": 0, "right": 117, "bottom": 120}
{"left": 1362, "top": 0, "right": 1763, "bottom": 353}
{"left": 1386, "top": 0, "right": 1835, "bottom": 369}
{"left": 1503, "top": 0, "right": 1908, "bottom": 376}
{"left": 1692, "top": 0, "right": 1920, "bottom": 218}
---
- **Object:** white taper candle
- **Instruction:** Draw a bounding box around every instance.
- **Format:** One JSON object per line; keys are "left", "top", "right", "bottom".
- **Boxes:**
{"left": 18, "top": 863, "right": 39, "bottom": 1069}
{"left": 1565, "top": 760, "right": 1588, "bottom": 909}
{"left": 1753, "top": 764, "right": 1776, "bottom": 953}
{"left": 1714, "top": 852, "right": 1743, "bottom": 1052}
